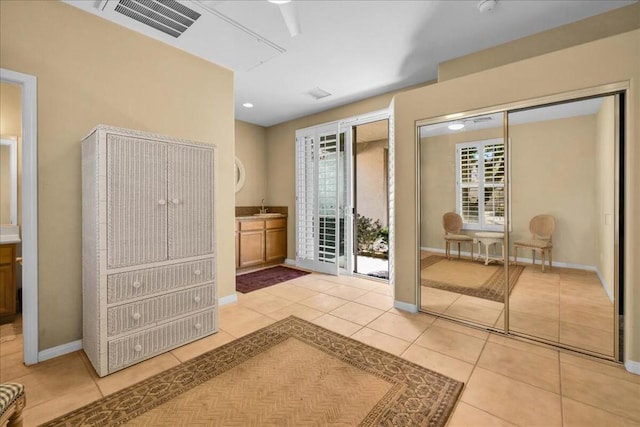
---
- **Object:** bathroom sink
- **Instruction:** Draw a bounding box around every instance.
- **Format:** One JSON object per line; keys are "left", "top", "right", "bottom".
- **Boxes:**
{"left": 253, "top": 213, "right": 282, "bottom": 218}
{"left": 0, "top": 224, "right": 21, "bottom": 243}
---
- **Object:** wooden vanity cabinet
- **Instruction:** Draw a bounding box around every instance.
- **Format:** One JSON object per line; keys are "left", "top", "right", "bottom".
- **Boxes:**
{"left": 236, "top": 217, "right": 287, "bottom": 270}
{"left": 265, "top": 218, "right": 287, "bottom": 263}
{"left": 0, "top": 243, "right": 17, "bottom": 324}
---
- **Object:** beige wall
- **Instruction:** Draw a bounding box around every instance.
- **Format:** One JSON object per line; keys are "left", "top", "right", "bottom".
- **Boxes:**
{"left": 234, "top": 120, "right": 268, "bottom": 206}
{"left": 0, "top": 1, "right": 235, "bottom": 351}
{"left": 0, "top": 82, "right": 22, "bottom": 226}
{"left": 356, "top": 139, "right": 388, "bottom": 226}
{"left": 510, "top": 116, "right": 597, "bottom": 265}
{"left": 596, "top": 96, "right": 616, "bottom": 298}
{"left": 438, "top": 3, "right": 640, "bottom": 81}
{"left": 395, "top": 30, "right": 638, "bottom": 363}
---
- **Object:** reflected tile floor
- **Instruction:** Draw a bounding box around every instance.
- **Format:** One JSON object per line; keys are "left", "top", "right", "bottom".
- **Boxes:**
{"left": 421, "top": 255, "right": 616, "bottom": 357}
{"left": 3, "top": 271, "right": 639, "bottom": 426}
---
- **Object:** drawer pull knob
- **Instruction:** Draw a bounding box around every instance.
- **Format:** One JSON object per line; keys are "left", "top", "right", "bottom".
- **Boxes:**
{"left": 194, "top": 323, "right": 202, "bottom": 330}
{"left": 194, "top": 269, "right": 201, "bottom": 276}
{"left": 193, "top": 295, "right": 201, "bottom": 303}
{"left": 132, "top": 281, "right": 141, "bottom": 289}
{"left": 158, "top": 199, "right": 166, "bottom": 206}
{"left": 134, "top": 344, "right": 142, "bottom": 352}
{"left": 172, "top": 198, "right": 180, "bottom": 205}
{"left": 132, "top": 312, "right": 141, "bottom": 320}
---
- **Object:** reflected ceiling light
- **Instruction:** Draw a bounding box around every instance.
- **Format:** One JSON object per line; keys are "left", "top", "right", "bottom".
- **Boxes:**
{"left": 477, "top": 0, "right": 497, "bottom": 13}
{"left": 242, "top": 102, "right": 254, "bottom": 108}
{"left": 448, "top": 122, "right": 465, "bottom": 130}
{"left": 268, "top": 0, "right": 291, "bottom": 4}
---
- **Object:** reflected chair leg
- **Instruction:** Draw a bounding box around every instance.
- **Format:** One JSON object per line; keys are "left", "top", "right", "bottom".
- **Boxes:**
{"left": 445, "top": 241, "right": 449, "bottom": 259}
{"left": 541, "top": 250, "right": 546, "bottom": 272}
{"left": 457, "top": 242, "right": 461, "bottom": 258}
{"left": 532, "top": 250, "right": 536, "bottom": 266}
{"left": 514, "top": 246, "right": 518, "bottom": 266}
{"left": 549, "top": 249, "right": 553, "bottom": 271}
{"left": 471, "top": 243, "right": 474, "bottom": 261}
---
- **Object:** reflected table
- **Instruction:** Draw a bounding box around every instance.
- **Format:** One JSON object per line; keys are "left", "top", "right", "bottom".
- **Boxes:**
{"left": 475, "top": 232, "right": 505, "bottom": 265}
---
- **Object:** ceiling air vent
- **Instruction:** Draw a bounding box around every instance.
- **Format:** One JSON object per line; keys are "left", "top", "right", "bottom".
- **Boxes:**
{"left": 109, "top": 0, "right": 201, "bottom": 38}
{"left": 307, "top": 87, "right": 332, "bottom": 100}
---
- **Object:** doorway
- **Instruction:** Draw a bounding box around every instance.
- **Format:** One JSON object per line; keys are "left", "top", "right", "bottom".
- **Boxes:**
{"left": 0, "top": 68, "right": 39, "bottom": 365}
{"left": 295, "top": 111, "right": 391, "bottom": 282}
{"left": 352, "top": 120, "right": 389, "bottom": 279}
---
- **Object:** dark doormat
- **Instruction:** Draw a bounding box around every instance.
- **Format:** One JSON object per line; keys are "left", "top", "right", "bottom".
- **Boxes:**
{"left": 236, "top": 266, "right": 311, "bottom": 293}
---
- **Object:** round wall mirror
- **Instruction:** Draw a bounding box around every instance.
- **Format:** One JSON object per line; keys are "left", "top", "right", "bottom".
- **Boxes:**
{"left": 235, "top": 156, "right": 246, "bottom": 193}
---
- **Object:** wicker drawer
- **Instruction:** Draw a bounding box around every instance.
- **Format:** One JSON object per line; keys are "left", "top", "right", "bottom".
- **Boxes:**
{"left": 108, "top": 309, "right": 216, "bottom": 373}
{"left": 107, "top": 259, "right": 214, "bottom": 304}
{"left": 107, "top": 284, "right": 215, "bottom": 336}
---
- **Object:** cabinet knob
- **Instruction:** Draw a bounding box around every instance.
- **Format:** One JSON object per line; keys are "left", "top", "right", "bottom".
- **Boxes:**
{"left": 172, "top": 198, "right": 180, "bottom": 205}
{"left": 193, "top": 295, "right": 201, "bottom": 303}
{"left": 158, "top": 199, "right": 166, "bottom": 206}
{"left": 132, "top": 312, "right": 141, "bottom": 320}
{"left": 132, "top": 281, "right": 141, "bottom": 289}
{"left": 194, "top": 323, "right": 202, "bottom": 330}
{"left": 134, "top": 344, "right": 142, "bottom": 352}
{"left": 194, "top": 269, "right": 201, "bottom": 276}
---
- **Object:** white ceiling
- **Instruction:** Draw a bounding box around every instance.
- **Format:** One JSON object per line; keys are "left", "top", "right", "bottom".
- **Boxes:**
{"left": 64, "top": 0, "right": 635, "bottom": 127}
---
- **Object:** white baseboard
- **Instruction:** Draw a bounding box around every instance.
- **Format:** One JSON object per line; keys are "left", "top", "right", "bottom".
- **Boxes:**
{"left": 219, "top": 293, "right": 238, "bottom": 306}
{"left": 595, "top": 268, "right": 615, "bottom": 302}
{"left": 38, "top": 339, "right": 83, "bottom": 362}
{"left": 421, "top": 246, "right": 599, "bottom": 271}
{"left": 394, "top": 300, "right": 418, "bottom": 313}
{"left": 625, "top": 360, "right": 640, "bottom": 375}
{"left": 284, "top": 258, "right": 296, "bottom": 266}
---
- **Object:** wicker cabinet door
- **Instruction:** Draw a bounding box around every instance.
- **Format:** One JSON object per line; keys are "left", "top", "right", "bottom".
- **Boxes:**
{"left": 168, "top": 144, "right": 215, "bottom": 259}
{"left": 107, "top": 134, "right": 168, "bottom": 268}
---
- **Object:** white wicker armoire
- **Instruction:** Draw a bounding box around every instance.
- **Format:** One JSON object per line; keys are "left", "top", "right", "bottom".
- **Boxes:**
{"left": 82, "top": 125, "right": 217, "bottom": 377}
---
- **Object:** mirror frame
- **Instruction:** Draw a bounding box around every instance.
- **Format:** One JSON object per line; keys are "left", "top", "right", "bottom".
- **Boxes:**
{"left": 415, "top": 82, "right": 628, "bottom": 361}
{"left": 0, "top": 137, "right": 18, "bottom": 225}
{"left": 235, "top": 156, "right": 246, "bottom": 193}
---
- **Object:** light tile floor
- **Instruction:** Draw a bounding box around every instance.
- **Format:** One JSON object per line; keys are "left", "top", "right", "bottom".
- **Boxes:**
{"left": 1, "top": 272, "right": 639, "bottom": 426}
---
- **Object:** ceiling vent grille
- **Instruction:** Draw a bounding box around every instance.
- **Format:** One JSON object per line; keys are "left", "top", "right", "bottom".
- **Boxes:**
{"left": 307, "top": 87, "right": 332, "bottom": 100}
{"left": 112, "top": 0, "right": 201, "bottom": 38}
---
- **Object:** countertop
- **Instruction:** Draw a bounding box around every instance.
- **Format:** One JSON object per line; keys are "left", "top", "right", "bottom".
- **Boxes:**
{"left": 236, "top": 214, "right": 287, "bottom": 220}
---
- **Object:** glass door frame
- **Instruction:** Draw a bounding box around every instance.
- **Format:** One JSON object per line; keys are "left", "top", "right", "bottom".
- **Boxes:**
{"left": 415, "top": 81, "right": 628, "bottom": 362}
{"left": 338, "top": 109, "right": 392, "bottom": 278}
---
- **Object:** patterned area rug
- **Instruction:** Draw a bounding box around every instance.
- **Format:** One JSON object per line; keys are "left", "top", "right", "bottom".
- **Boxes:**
{"left": 236, "top": 266, "right": 310, "bottom": 293}
{"left": 42, "top": 317, "right": 463, "bottom": 427}
{"left": 421, "top": 255, "right": 524, "bottom": 302}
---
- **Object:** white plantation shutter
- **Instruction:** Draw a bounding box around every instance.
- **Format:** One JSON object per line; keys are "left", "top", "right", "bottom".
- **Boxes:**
{"left": 295, "top": 124, "right": 340, "bottom": 275}
{"left": 456, "top": 138, "right": 505, "bottom": 230}
{"left": 296, "top": 134, "right": 315, "bottom": 262}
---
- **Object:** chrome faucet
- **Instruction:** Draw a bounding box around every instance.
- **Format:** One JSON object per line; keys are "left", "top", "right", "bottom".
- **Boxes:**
{"left": 260, "top": 199, "right": 268, "bottom": 214}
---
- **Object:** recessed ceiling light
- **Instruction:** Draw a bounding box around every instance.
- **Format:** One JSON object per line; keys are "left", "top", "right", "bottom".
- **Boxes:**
{"left": 268, "top": 0, "right": 291, "bottom": 4}
{"left": 448, "top": 123, "right": 465, "bottom": 131}
{"left": 242, "top": 102, "right": 254, "bottom": 108}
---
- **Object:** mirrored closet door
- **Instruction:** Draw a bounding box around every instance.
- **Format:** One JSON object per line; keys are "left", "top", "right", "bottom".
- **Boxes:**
{"left": 419, "top": 112, "right": 507, "bottom": 331}
{"left": 507, "top": 95, "right": 619, "bottom": 359}
{"left": 418, "top": 91, "right": 623, "bottom": 360}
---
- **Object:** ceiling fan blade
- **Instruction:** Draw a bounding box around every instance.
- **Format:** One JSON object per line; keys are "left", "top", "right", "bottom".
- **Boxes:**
{"left": 278, "top": 2, "right": 301, "bottom": 37}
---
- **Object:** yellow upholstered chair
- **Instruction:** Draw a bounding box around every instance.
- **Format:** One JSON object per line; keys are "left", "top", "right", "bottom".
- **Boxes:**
{"left": 514, "top": 214, "right": 555, "bottom": 272}
{"left": 0, "top": 383, "right": 25, "bottom": 427}
{"left": 442, "top": 212, "right": 474, "bottom": 260}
